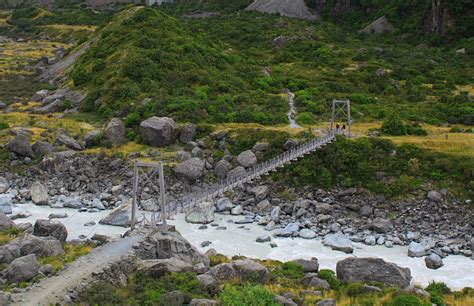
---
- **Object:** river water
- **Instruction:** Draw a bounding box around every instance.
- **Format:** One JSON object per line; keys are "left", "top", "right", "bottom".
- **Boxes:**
{"left": 11, "top": 204, "right": 474, "bottom": 290}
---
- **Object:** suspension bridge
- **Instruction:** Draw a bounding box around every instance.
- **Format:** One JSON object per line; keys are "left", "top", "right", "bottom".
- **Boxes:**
{"left": 131, "top": 99, "right": 351, "bottom": 230}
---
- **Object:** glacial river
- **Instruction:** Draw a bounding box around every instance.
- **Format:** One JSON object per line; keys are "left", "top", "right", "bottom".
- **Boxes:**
{"left": 11, "top": 204, "right": 474, "bottom": 290}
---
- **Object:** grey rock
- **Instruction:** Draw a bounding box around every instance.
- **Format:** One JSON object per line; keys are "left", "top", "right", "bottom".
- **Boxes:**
{"left": 283, "top": 139, "right": 298, "bottom": 150}
{"left": 408, "top": 242, "right": 427, "bottom": 257}
{"left": 425, "top": 253, "right": 443, "bottom": 269}
{"left": 359, "top": 16, "right": 395, "bottom": 34}
{"left": 174, "top": 158, "right": 205, "bottom": 180}
{"left": 138, "top": 258, "right": 194, "bottom": 278}
{"left": 3, "top": 254, "right": 40, "bottom": 283}
{"left": 215, "top": 197, "right": 233, "bottom": 212}
{"left": 256, "top": 235, "right": 271, "bottom": 243}
{"left": 359, "top": 205, "right": 373, "bottom": 217}
{"left": 275, "top": 294, "right": 297, "bottom": 306}
{"left": 302, "top": 273, "right": 330, "bottom": 289}
{"left": 7, "top": 135, "right": 33, "bottom": 157}
{"left": 140, "top": 116, "right": 178, "bottom": 147}
{"left": 0, "top": 177, "right": 10, "bottom": 193}
{"left": 236, "top": 150, "right": 257, "bottom": 168}
{"left": 316, "top": 299, "right": 336, "bottom": 306}
{"left": 105, "top": 118, "right": 126, "bottom": 146}
{"left": 291, "top": 258, "right": 319, "bottom": 273}
{"left": 214, "top": 159, "right": 231, "bottom": 179}
{"left": 56, "top": 134, "right": 84, "bottom": 151}
{"left": 251, "top": 185, "right": 269, "bottom": 201}
{"left": 190, "top": 299, "right": 220, "bottom": 306}
{"left": 323, "top": 232, "right": 353, "bottom": 253}
{"left": 33, "top": 219, "right": 68, "bottom": 242}
{"left": 39, "top": 264, "right": 53, "bottom": 275}
{"left": 55, "top": 195, "right": 82, "bottom": 209}
{"left": 209, "top": 259, "right": 268, "bottom": 283}
{"left": 336, "top": 257, "right": 411, "bottom": 288}
{"left": 299, "top": 229, "right": 316, "bottom": 239}
{"left": 256, "top": 200, "right": 272, "bottom": 215}
{"left": 11, "top": 211, "right": 32, "bottom": 220}
{"left": 32, "top": 141, "right": 54, "bottom": 157}
{"left": 427, "top": 190, "right": 442, "bottom": 202}
{"left": 179, "top": 124, "right": 196, "bottom": 143}
{"left": 0, "top": 212, "right": 15, "bottom": 231}
{"left": 84, "top": 130, "right": 102, "bottom": 148}
{"left": 185, "top": 201, "right": 214, "bottom": 224}
{"left": 270, "top": 206, "right": 280, "bottom": 222}
{"left": 231, "top": 205, "right": 243, "bottom": 215}
{"left": 19, "top": 235, "right": 64, "bottom": 257}
{"left": 197, "top": 274, "right": 219, "bottom": 294}
{"left": 0, "top": 243, "right": 21, "bottom": 264}
{"left": 99, "top": 202, "right": 131, "bottom": 227}
{"left": 372, "top": 217, "right": 392, "bottom": 233}
{"left": 176, "top": 150, "right": 191, "bottom": 162}
{"left": 30, "top": 181, "right": 49, "bottom": 205}
{"left": 31, "top": 89, "right": 49, "bottom": 102}
{"left": 365, "top": 235, "right": 376, "bottom": 246}
{"left": 227, "top": 166, "right": 246, "bottom": 179}
{"left": 0, "top": 194, "right": 13, "bottom": 214}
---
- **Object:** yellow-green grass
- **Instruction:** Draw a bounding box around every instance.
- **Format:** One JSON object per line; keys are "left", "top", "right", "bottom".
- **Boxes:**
{"left": 40, "top": 24, "right": 97, "bottom": 32}
{"left": 0, "top": 112, "right": 95, "bottom": 144}
{"left": 0, "top": 40, "right": 70, "bottom": 75}
{"left": 456, "top": 84, "right": 474, "bottom": 96}
{"left": 0, "top": 228, "right": 22, "bottom": 246}
{"left": 39, "top": 242, "right": 95, "bottom": 273}
{"left": 212, "top": 122, "right": 474, "bottom": 157}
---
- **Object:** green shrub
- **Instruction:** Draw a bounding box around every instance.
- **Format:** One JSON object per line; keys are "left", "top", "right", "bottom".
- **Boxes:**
{"left": 124, "top": 112, "right": 142, "bottom": 127}
{"left": 83, "top": 282, "right": 122, "bottom": 305}
{"left": 317, "top": 269, "right": 340, "bottom": 290}
{"left": 381, "top": 117, "right": 406, "bottom": 136}
{"left": 297, "top": 112, "right": 316, "bottom": 125}
{"left": 430, "top": 295, "right": 445, "bottom": 306}
{"left": 219, "top": 285, "right": 278, "bottom": 306}
{"left": 0, "top": 122, "right": 9, "bottom": 130}
{"left": 273, "top": 261, "right": 304, "bottom": 280}
{"left": 426, "top": 282, "right": 451, "bottom": 295}
{"left": 345, "top": 282, "right": 366, "bottom": 297}
{"left": 389, "top": 294, "right": 425, "bottom": 306}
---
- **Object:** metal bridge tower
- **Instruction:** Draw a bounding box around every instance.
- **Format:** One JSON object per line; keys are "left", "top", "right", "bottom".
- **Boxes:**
{"left": 329, "top": 99, "right": 351, "bottom": 137}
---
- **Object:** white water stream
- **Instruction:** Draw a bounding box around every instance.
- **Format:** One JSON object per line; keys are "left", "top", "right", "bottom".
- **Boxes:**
{"left": 287, "top": 91, "right": 301, "bottom": 128}
{"left": 11, "top": 204, "right": 474, "bottom": 290}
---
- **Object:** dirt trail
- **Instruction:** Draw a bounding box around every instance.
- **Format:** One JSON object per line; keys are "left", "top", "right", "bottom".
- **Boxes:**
{"left": 12, "top": 234, "right": 143, "bottom": 306}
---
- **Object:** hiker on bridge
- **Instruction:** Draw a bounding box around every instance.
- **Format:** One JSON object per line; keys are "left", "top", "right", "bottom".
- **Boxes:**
{"left": 336, "top": 123, "right": 341, "bottom": 134}
{"left": 342, "top": 124, "right": 346, "bottom": 135}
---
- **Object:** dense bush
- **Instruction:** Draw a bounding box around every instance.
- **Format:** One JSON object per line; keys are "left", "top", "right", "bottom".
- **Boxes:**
{"left": 388, "top": 294, "right": 428, "bottom": 306}
{"left": 219, "top": 285, "right": 278, "bottom": 306}
{"left": 317, "top": 269, "right": 341, "bottom": 290}
{"left": 381, "top": 118, "right": 428, "bottom": 136}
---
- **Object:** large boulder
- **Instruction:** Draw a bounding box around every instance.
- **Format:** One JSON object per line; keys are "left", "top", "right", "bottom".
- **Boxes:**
{"left": 140, "top": 117, "right": 178, "bottom": 147}
{"left": 30, "top": 181, "right": 49, "bottom": 205}
{"left": 291, "top": 258, "right": 319, "bottom": 273}
{"left": 179, "top": 124, "right": 196, "bottom": 144}
{"left": 99, "top": 202, "right": 132, "bottom": 227}
{"left": 336, "top": 257, "right": 411, "bottom": 288}
{"left": 105, "top": 118, "right": 126, "bottom": 146}
{"left": 0, "top": 194, "right": 13, "bottom": 214}
{"left": 7, "top": 135, "right": 33, "bottom": 158}
{"left": 408, "top": 242, "right": 427, "bottom": 257}
{"left": 425, "top": 254, "right": 443, "bottom": 270}
{"left": 138, "top": 258, "right": 194, "bottom": 278}
{"left": 18, "top": 235, "right": 65, "bottom": 257}
{"left": 55, "top": 134, "right": 84, "bottom": 151}
{"left": 301, "top": 273, "right": 330, "bottom": 289}
{"left": 359, "top": 16, "right": 395, "bottom": 34}
{"left": 208, "top": 259, "right": 268, "bottom": 283}
{"left": 0, "top": 177, "right": 10, "bottom": 194}
{"left": 236, "top": 150, "right": 257, "bottom": 168}
{"left": 0, "top": 212, "right": 15, "bottom": 231}
{"left": 174, "top": 158, "right": 205, "bottom": 180}
{"left": 322, "top": 232, "right": 353, "bottom": 253}
{"left": 185, "top": 201, "right": 214, "bottom": 224}
{"left": 136, "top": 230, "right": 210, "bottom": 266}
{"left": 214, "top": 159, "right": 231, "bottom": 179}
{"left": 372, "top": 218, "right": 392, "bottom": 234}
{"left": 33, "top": 219, "right": 68, "bottom": 242}
{"left": 3, "top": 254, "right": 40, "bottom": 283}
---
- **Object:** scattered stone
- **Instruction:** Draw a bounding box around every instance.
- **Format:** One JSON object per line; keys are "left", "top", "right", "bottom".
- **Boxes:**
{"left": 360, "top": 16, "right": 395, "bottom": 34}
{"left": 408, "top": 242, "right": 427, "bottom": 257}
{"left": 30, "top": 181, "right": 49, "bottom": 205}
{"left": 0, "top": 194, "right": 13, "bottom": 214}
{"left": 316, "top": 299, "right": 336, "bottom": 306}
{"left": 189, "top": 299, "right": 220, "bottom": 306}
{"left": 427, "top": 190, "right": 442, "bottom": 202}
{"left": 19, "top": 235, "right": 64, "bottom": 257}
{"left": 209, "top": 259, "right": 269, "bottom": 283}
{"left": 256, "top": 235, "right": 271, "bottom": 243}
{"left": 214, "top": 159, "right": 231, "bottom": 179}
{"left": 32, "top": 141, "right": 54, "bottom": 157}
{"left": 322, "top": 232, "right": 353, "bottom": 253}
{"left": 231, "top": 205, "right": 243, "bottom": 215}
{"left": 48, "top": 213, "right": 68, "bottom": 219}
{"left": 56, "top": 134, "right": 84, "bottom": 151}
{"left": 299, "top": 229, "right": 316, "bottom": 239}
{"left": 215, "top": 198, "right": 233, "bottom": 212}
{"left": 185, "top": 201, "right": 214, "bottom": 224}
{"left": 0, "top": 177, "right": 10, "bottom": 193}
{"left": 179, "top": 124, "right": 196, "bottom": 144}
{"left": 201, "top": 241, "right": 212, "bottom": 248}
{"left": 0, "top": 212, "right": 15, "bottom": 231}
{"left": 7, "top": 135, "right": 34, "bottom": 158}
{"left": 372, "top": 218, "right": 392, "bottom": 233}
{"left": 3, "top": 254, "right": 40, "bottom": 283}
{"left": 99, "top": 202, "right": 131, "bottom": 227}
{"left": 302, "top": 273, "right": 331, "bottom": 289}
{"left": 292, "top": 258, "right": 319, "bottom": 273}
{"left": 336, "top": 257, "right": 411, "bottom": 288}
{"left": 365, "top": 235, "right": 376, "bottom": 246}
{"left": 104, "top": 118, "right": 126, "bottom": 146}
{"left": 174, "top": 158, "right": 205, "bottom": 180}
{"left": 425, "top": 253, "right": 443, "bottom": 270}
{"left": 84, "top": 221, "right": 96, "bottom": 227}
{"left": 236, "top": 150, "right": 257, "bottom": 168}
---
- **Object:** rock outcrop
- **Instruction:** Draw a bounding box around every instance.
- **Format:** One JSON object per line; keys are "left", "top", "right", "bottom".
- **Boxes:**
{"left": 246, "top": 0, "right": 319, "bottom": 21}
{"left": 3, "top": 254, "right": 40, "bottom": 283}
{"left": 33, "top": 219, "right": 68, "bottom": 242}
{"left": 360, "top": 16, "right": 395, "bottom": 34}
{"left": 105, "top": 118, "right": 126, "bottom": 146}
